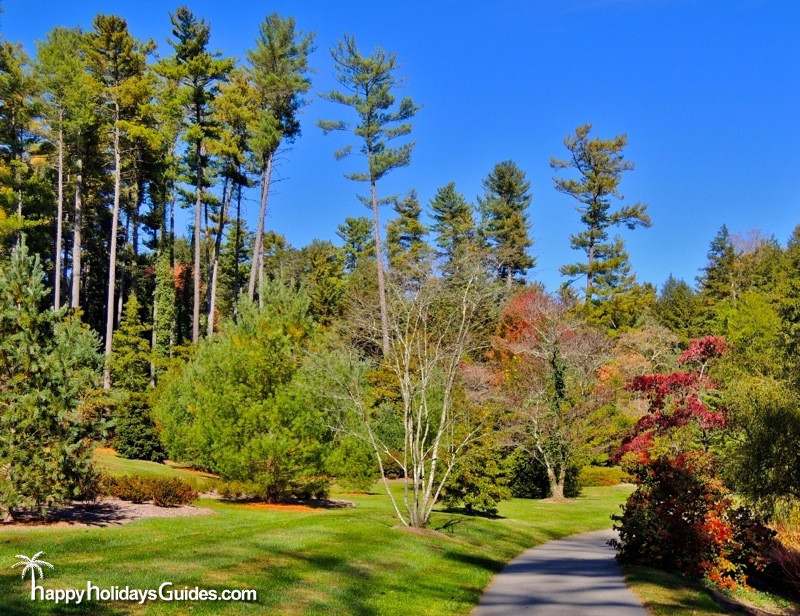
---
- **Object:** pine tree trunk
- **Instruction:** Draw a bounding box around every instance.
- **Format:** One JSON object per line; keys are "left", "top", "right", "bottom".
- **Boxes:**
{"left": 103, "top": 113, "right": 122, "bottom": 390}
{"left": 70, "top": 158, "right": 83, "bottom": 309}
{"left": 54, "top": 122, "right": 64, "bottom": 310}
{"left": 248, "top": 153, "right": 273, "bottom": 301}
{"left": 233, "top": 183, "right": 242, "bottom": 307}
{"left": 371, "top": 180, "right": 390, "bottom": 356}
{"left": 192, "top": 142, "right": 204, "bottom": 344}
{"left": 207, "top": 177, "right": 233, "bottom": 336}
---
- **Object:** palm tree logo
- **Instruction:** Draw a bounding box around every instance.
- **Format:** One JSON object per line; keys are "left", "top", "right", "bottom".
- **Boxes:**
{"left": 12, "top": 552, "right": 54, "bottom": 599}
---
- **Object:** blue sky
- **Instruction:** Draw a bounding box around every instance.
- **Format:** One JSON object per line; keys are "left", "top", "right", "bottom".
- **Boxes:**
{"left": 3, "top": 0, "right": 798, "bottom": 292}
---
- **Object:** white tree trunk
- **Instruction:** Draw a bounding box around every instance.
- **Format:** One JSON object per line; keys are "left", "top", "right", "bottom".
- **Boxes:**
{"left": 103, "top": 113, "right": 122, "bottom": 390}
{"left": 70, "top": 158, "right": 82, "bottom": 309}
{"left": 54, "top": 122, "right": 64, "bottom": 310}
{"left": 248, "top": 153, "right": 273, "bottom": 301}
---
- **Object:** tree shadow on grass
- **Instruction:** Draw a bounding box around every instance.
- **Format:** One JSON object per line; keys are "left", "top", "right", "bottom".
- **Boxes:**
{"left": 0, "top": 573, "right": 125, "bottom": 616}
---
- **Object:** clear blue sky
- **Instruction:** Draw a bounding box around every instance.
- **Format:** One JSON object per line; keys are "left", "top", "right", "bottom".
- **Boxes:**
{"left": 3, "top": 0, "right": 799, "bottom": 292}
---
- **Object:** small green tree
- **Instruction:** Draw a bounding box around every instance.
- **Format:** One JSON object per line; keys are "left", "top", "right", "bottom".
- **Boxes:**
{"left": 110, "top": 294, "right": 151, "bottom": 392}
{"left": 337, "top": 216, "right": 374, "bottom": 272}
{"left": 479, "top": 161, "right": 534, "bottom": 287}
{"left": 0, "top": 241, "right": 101, "bottom": 518}
{"left": 443, "top": 431, "right": 510, "bottom": 515}
{"left": 115, "top": 393, "right": 165, "bottom": 462}
{"left": 386, "top": 190, "right": 431, "bottom": 283}
{"left": 430, "top": 182, "right": 478, "bottom": 275}
{"left": 152, "top": 252, "right": 176, "bottom": 378}
{"left": 655, "top": 275, "right": 698, "bottom": 342}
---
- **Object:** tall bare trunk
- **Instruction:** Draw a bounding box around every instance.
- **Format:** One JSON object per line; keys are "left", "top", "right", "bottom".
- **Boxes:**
{"left": 53, "top": 122, "right": 64, "bottom": 310}
{"left": 103, "top": 112, "right": 122, "bottom": 390}
{"left": 371, "top": 180, "right": 390, "bottom": 356}
{"left": 207, "top": 177, "right": 232, "bottom": 336}
{"left": 70, "top": 158, "right": 83, "bottom": 309}
{"left": 248, "top": 152, "right": 273, "bottom": 301}
{"left": 192, "top": 142, "right": 204, "bottom": 344}
{"left": 233, "top": 183, "right": 242, "bottom": 307}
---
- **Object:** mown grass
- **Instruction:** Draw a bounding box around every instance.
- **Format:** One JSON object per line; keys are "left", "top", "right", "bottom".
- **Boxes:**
{"left": 93, "top": 448, "right": 219, "bottom": 491}
{"left": 624, "top": 566, "right": 727, "bottom": 615}
{"left": 0, "top": 460, "right": 631, "bottom": 615}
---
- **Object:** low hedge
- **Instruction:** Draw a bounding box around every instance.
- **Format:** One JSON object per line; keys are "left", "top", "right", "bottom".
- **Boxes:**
{"left": 101, "top": 475, "right": 198, "bottom": 507}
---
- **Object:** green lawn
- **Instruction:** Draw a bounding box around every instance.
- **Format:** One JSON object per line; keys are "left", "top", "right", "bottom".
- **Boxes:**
{"left": 0, "top": 458, "right": 631, "bottom": 615}
{"left": 93, "top": 448, "right": 219, "bottom": 491}
{"left": 624, "top": 566, "right": 727, "bottom": 615}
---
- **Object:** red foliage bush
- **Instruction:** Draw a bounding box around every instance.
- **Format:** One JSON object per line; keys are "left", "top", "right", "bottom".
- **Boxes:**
{"left": 611, "top": 453, "right": 775, "bottom": 587}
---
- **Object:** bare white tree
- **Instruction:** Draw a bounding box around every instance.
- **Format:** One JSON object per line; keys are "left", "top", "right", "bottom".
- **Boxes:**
{"left": 327, "top": 260, "right": 502, "bottom": 527}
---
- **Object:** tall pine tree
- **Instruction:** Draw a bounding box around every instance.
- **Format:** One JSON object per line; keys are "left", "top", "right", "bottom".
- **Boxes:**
{"left": 386, "top": 190, "right": 431, "bottom": 283}
{"left": 551, "top": 124, "right": 650, "bottom": 302}
{"left": 430, "top": 182, "right": 477, "bottom": 275}
{"left": 479, "top": 161, "right": 534, "bottom": 287}
{"left": 319, "top": 36, "right": 417, "bottom": 356}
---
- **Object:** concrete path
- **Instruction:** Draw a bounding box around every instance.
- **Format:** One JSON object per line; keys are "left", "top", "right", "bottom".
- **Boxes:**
{"left": 473, "top": 529, "right": 647, "bottom": 616}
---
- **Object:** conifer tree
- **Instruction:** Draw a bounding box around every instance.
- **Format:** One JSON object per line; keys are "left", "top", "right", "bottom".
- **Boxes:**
{"left": 337, "top": 216, "right": 374, "bottom": 272}
{"left": 479, "top": 161, "right": 534, "bottom": 286}
{"left": 780, "top": 226, "right": 800, "bottom": 386}
{"left": 207, "top": 68, "right": 253, "bottom": 333}
{"left": 319, "top": 36, "right": 418, "bottom": 356}
{"left": 0, "top": 42, "right": 43, "bottom": 244}
{"left": 430, "top": 182, "right": 477, "bottom": 274}
{"left": 35, "top": 28, "right": 87, "bottom": 309}
{"left": 698, "top": 225, "right": 737, "bottom": 301}
{"left": 0, "top": 240, "right": 100, "bottom": 519}
{"left": 551, "top": 124, "right": 651, "bottom": 301}
{"left": 86, "top": 14, "right": 154, "bottom": 388}
{"left": 655, "top": 274, "right": 698, "bottom": 342}
{"left": 246, "top": 14, "right": 313, "bottom": 303}
{"left": 167, "top": 6, "right": 233, "bottom": 343}
{"left": 386, "top": 190, "right": 430, "bottom": 282}
{"left": 110, "top": 294, "right": 151, "bottom": 392}
{"left": 152, "top": 252, "right": 176, "bottom": 379}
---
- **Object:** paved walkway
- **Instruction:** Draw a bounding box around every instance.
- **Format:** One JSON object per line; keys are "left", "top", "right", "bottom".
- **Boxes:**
{"left": 473, "top": 529, "right": 647, "bottom": 616}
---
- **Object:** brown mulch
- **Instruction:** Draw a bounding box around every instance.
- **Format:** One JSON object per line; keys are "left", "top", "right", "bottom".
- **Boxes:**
{"left": 1, "top": 497, "right": 214, "bottom": 529}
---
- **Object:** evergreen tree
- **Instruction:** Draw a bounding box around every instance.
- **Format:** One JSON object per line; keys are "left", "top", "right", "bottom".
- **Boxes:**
{"left": 0, "top": 241, "right": 100, "bottom": 518}
{"left": 780, "top": 226, "right": 800, "bottom": 387}
{"left": 167, "top": 6, "right": 233, "bottom": 343}
{"left": 110, "top": 294, "right": 151, "bottom": 392}
{"left": 0, "top": 41, "right": 43, "bottom": 242}
{"left": 216, "top": 215, "right": 251, "bottom": 321}
{"left": 207, "top": 68, "right": 253, "bottom": 333}
{"left": 698, "top": 225, "right": 737, "bottom": 301}
{"left": 337, "top": 216, "right": 373, "bottom": 272}
{"left": 85, "top": 14, "right": 154, "bottom": 388}
{"left": 35, "top": 27, "right": 87, "bottom": 309}
{"left": 479, "top": 161, "right": 534, "bottom": 286}
{"left": 655, "top": 275, "right": 698, "bottom": 342}
{"left": 319, "top": 35, "right": 418, "bottom": 356}
{"left": 386, "top": 190, "right": 431, "bottom": 282}
{"left": 430, "top": 182, "right": 477, "bottom": 274}
{"left": 299, "top": 240, "right": 346, "bottom": 324}
{"left": 152, "top": 251, "right": 176, "bottom": 379}
{"left": 246, "top": 14, "right": 313, "bottom": 303}
{"left": 551, "top": 124, "right": 651, "bottom": 301}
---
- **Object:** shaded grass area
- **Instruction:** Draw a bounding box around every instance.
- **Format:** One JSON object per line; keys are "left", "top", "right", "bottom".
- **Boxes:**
{"left": 0, "top": 480, "right": 631, "bottom": 615}
{"left": 624, "top": 565, "right": 728, "bottom": 615}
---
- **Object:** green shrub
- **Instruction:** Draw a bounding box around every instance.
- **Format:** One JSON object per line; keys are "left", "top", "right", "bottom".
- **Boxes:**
{"left": 114, "top": 393, "right": 166, "bottom": 462}
{"left": 154, "top": 283, "right": 331, "bottom": 502}
{"left": 218, "top": 480, "right": 261, "bottom": 501}
{"left": 149, "top": 478, "right": 197, "bottom": 507}
{"left": 579, "top": 465, "right": 627, "bottom": 487}
{"left": 326, "top": 436, "right": 378, "bottom": 492}
{"left": 443, "top": 437, "right": 510, "bottom": 515}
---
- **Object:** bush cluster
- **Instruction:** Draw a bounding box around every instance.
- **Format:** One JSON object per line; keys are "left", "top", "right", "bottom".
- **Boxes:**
{"left": 612, "top": 454, "right": 775, "bottom": 588}
{"left": 101, "top": 475, "right": 198, "bottom": 507}
{"left": 508, "top": 452, "right": 580, "bottom": 499}
{"left": 578, "top": 465, "right": 628, "bottom": 487}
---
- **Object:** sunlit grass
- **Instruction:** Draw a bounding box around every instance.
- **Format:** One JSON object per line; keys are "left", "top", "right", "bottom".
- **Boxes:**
{"left": 0, "top": 478, "right": 631, "bottom": 615}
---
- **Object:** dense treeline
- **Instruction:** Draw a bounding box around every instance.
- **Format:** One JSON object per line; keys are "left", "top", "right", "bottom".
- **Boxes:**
{"left": 1, "top": 8, "right": 799, "bottom": 597}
